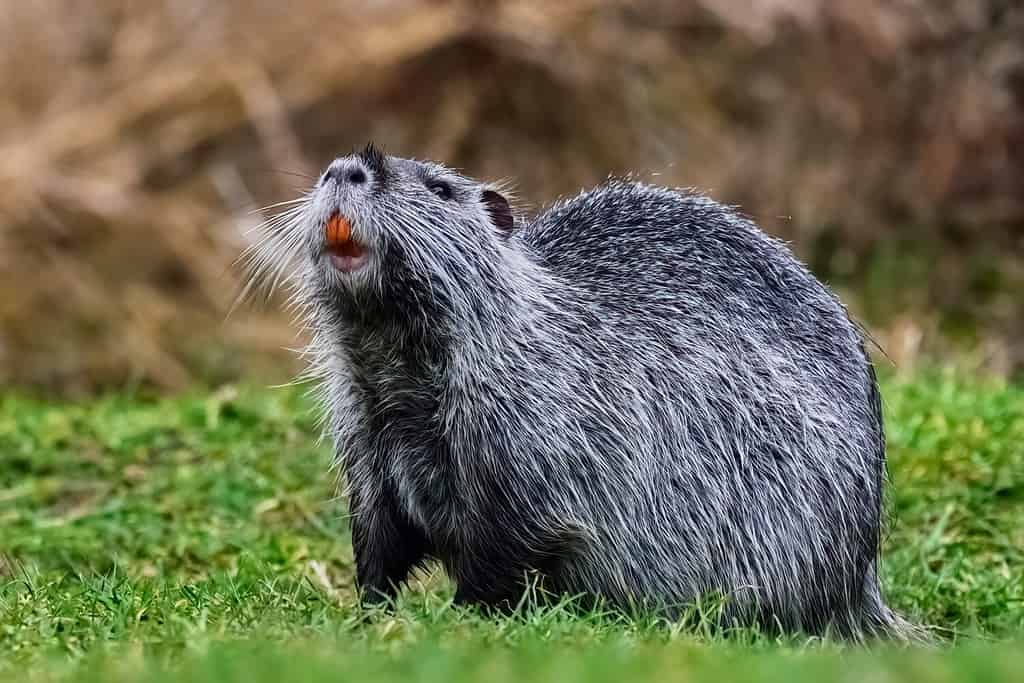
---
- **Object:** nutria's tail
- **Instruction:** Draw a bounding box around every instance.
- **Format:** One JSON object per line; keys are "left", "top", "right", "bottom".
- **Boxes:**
{"left": 858, "top": 567, "right": 933, "bottom": 645}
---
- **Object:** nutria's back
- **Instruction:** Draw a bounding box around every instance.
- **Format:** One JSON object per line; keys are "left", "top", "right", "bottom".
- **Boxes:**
{"left": 521, "top": 180, "right": 874, "bottom": 420}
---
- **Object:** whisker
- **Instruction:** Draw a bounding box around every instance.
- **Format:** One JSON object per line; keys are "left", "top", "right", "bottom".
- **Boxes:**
{"left": 227, "top": 197, "right": 312, "bottom": 318}
{"left": 246, "top": 197, "right": 309, "bottom": 217}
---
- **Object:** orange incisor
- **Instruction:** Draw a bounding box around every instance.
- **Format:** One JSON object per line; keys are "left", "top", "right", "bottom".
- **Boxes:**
{"left": 325, "top": 214, "right": 352, "bottom": 246}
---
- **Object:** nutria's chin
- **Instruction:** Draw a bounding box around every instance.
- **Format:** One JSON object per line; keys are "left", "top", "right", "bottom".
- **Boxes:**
{"left": 325, "top": 246, "right": 369, "bottom": 274}
{"left": 267, "top": 142, "right": 922, "bottom": 642}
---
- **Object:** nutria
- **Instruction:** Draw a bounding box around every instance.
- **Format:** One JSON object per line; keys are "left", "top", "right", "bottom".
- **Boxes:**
{"left": 245, "top": 143, "right": 917, "bottom": 640}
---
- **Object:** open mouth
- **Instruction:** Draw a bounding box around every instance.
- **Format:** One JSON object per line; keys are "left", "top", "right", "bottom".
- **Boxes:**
{"left": 323, "top": 213, "right": 368, "bottom": 273}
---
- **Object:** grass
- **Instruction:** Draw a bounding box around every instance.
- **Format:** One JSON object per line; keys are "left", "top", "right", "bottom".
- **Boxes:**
{"left": 1, "top": 369, "right": 1022, "bottom": 681}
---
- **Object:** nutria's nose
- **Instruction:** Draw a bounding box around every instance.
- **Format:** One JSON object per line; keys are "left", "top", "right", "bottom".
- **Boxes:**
{"left": 322, "top": 159, "right": 368, "bottom": 186}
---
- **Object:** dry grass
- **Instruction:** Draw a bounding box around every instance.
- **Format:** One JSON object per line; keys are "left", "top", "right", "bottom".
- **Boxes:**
{"left": 1, "top": 0, "right": 1022, "bottom": 395}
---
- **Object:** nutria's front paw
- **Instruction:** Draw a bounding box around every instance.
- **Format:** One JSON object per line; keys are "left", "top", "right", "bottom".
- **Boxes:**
{"left": 357, "top": 583, "right": 397, "bottom": 611}
{"left": 348, "top": 489, "right": 433, "bottom": 611}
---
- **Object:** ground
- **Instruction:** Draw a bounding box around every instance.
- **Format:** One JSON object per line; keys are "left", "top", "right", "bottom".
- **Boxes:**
{"left": 1, "top": 369, "right": 1022, "bottom": 682}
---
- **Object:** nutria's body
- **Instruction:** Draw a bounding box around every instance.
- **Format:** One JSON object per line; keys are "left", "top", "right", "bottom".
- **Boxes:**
{"left": 251, "top": 144, "right": 915, "bottom": 640}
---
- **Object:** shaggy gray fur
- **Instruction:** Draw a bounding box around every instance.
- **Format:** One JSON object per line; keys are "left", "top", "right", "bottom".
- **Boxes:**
{"left": 243, "top": 144, "right": 917, "bottom": 640}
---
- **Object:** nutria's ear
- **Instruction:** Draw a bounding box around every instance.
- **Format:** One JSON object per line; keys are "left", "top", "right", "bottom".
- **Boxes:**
{"left": 481, "top": 189, "right": 514, "bottom": 236}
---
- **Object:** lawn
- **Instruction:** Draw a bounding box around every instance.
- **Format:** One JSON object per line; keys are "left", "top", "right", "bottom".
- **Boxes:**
{"left": 1, "top": 369, "right": 1022, "bottom": 681}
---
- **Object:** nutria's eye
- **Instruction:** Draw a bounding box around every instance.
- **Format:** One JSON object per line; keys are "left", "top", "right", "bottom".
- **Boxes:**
{"left": 428, "top": 181, "right": 453, "bottom": 200}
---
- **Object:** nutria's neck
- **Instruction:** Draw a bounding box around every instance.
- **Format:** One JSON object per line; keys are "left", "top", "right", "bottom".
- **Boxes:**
{"left": 327, "top": 251, "right": 563, "bottom": 398}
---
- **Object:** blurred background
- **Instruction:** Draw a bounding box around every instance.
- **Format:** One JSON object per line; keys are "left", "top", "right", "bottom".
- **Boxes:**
{"left": 1, "top": 0, "right": 1021, "bottom": 398}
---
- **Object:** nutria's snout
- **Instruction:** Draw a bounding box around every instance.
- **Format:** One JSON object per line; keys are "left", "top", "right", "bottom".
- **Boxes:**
{"left": 318, "top": 156, "right": 373, "bottom": 274}
{"left": 323, "top": 212, "right": 368, "bottom": 273}
{"left": 321, "top": 157, "right": 370, "bottom": 187}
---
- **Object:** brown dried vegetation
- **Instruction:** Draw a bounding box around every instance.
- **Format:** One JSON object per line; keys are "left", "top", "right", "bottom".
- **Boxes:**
{"left": 1, "top": 1, "right": 1022, "bottom": 395}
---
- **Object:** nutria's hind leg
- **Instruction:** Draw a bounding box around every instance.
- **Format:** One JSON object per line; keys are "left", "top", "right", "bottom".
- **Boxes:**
{"left": 451, "top": 519, "right": 592, "bottom": 616}
{"left": 449, "top": 554, "right": 534, "bottom": 613}
{"left": 349, "top": 487, "right": 432, "bottom": 609}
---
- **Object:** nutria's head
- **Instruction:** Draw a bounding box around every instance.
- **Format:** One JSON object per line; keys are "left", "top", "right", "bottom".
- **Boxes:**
{"left": 243, "top": 144, "right": 518, "bottom": 331}
{"left": 307, "top": 145, "right": 517, "bottom": 324}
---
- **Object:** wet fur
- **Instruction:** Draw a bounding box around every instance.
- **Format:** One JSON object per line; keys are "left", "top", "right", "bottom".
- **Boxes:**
{"left": 245, "top": 144, "right": 920, "bottom": 641}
